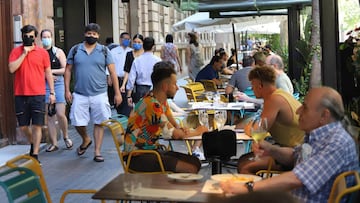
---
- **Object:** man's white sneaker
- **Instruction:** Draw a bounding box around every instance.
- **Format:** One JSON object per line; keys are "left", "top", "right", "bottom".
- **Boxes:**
{"left": 192, "top": 147, "right": 206, "bottom": 161}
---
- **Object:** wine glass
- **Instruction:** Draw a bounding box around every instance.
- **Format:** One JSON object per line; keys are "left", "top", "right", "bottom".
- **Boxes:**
{"left": 198, "top": 109, "right": 209, "bottom": 128}
{"left": 233, "top": 88, "right": 240, "bottom": 102}
{"left": 250, "top": 117, "right": 268, "bottom": 161}
{"left": 214, "top": 110, "right": 227, "bottom": 130}
{"left": 205, "top": 91, "right": 214, "bottom": 102}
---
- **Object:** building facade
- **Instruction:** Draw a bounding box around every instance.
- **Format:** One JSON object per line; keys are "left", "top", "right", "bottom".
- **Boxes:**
{"left": 0, "top": 0, "right": 216, "bottom": 146}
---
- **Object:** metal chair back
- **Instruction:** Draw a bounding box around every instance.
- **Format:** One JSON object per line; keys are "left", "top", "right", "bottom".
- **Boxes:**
{"left": 6, "top": 155, "right": 52, "bottom": 203}
{"left": 328, "top": 170, "right": 360, "bottom": 203}
{"left": 0, "top": 167, "right": 46, "bottom": 203}
{"left": 100, "top": 119, "right": 167, "bottom": 174}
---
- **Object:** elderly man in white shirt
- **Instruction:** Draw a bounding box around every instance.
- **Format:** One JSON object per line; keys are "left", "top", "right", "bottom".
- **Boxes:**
{"left": 266, "top": 54, "right": 294, "bottom": 94}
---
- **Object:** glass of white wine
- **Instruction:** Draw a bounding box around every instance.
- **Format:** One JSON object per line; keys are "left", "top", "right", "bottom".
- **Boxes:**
{"left": 250, "top": 117, "right": 268, "bottom": 161}
{"left": 214, "top": 110, "right": 227, "bottom": 130}
{"left": 205, "top": 91, "right": 214, "bottom": 102}
{"left": 198, "top": 109, "right": 209, "bottom": 128}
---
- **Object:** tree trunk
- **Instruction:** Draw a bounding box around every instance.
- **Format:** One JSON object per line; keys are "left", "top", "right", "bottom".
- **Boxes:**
{"left": 310, "top": 0, "right": 322, "bottom": 87}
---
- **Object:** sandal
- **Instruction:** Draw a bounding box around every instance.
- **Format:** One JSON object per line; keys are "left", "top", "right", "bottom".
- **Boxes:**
{"left": 64, "top": 138, "right": 73, "bottom": 149}
{"left": 93, "top": 155, "right": 104, "bottom": 162}
{"left": 77, "top": 140, "right": 92, "bottom": 156}
{"left": 46, "top": 145, "right": 59, "bottom": 152}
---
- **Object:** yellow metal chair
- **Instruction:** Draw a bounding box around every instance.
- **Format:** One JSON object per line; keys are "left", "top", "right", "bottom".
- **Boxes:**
{"left": 60, "top": 189, "right": 106, "bottom": 203}
{"left": 328, "top": 170, "right": 360, "bottom": 203}
{"left": 181, "top": 83, "right": 206, "bottom": 102}
{"left": 100, "top": 119, "right": 167, "bottom": 174}
{"left": 201, "top": 80, "right": 218, "bottom": 92}
{"left": 6, "top": 155, "right": 104, "bottom": 203}
{"left": 255, "top": 158, "right": 283, "bottom": 179}
{"left": 6, "top": 155, "right": 52, "bottom": 203}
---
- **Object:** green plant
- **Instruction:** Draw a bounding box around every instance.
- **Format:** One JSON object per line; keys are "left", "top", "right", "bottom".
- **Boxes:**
{"left": 292, "top": 14, "right": 313, "bottom": 102}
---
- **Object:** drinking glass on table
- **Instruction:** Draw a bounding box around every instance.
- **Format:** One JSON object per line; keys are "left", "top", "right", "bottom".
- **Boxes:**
{"left": 214, "top": 110, "right": 227, "bottom": 130}
{"left": 205, "top": 91, "right": 214, "bottom": 102}
{"left": 198, "top": 109, "right": 209, "bottom": 129}
{"left": 233, "top": 88, "right": 240, "bottom": 102}
{"left": 250, "top": 117, "right": 268, "bottom": 161}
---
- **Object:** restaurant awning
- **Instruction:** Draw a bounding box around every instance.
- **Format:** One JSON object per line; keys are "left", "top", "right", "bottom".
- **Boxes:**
{"left": 172, "top": 11, "right": 286, "bottom": 34}
{"left": 154, "top": 0, "right": 312, "bottom": 13}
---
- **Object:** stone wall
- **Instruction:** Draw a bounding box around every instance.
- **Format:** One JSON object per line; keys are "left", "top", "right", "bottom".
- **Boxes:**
{"left": 12, "top": 0, "right": 54, "bottom": 44}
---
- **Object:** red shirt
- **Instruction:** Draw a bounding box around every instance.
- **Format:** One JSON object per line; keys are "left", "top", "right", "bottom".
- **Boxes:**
{"left": 9, "top": 45, "right": 50, "bottom": 96}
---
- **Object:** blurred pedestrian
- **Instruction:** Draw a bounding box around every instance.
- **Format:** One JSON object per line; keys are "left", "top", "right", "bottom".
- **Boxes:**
{"left": 121, "top": 34, "right": 144, "bottom": 114}
{"left": 186, "top": 32, "right": 204, "bottom": 81}
{"left": 161, "top": 34, "right": 182, "bottom": 73}
{"left": 109, "top": 32, "right": 132, "bottom": 116}
{"left": 40, "top": 29, "right": 73, "bottom": 152}
{"left": 8, "top": 25, "right": 56, "bottom": 162}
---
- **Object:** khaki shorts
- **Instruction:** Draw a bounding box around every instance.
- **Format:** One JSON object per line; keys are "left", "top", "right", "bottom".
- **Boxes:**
{"left": 70, "top": 92, "right": 111, "bottom": 126}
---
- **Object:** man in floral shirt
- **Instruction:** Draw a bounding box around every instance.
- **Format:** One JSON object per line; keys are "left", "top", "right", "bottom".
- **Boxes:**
{"left": 124, "top": 61, "right": 207, "bottom": 173}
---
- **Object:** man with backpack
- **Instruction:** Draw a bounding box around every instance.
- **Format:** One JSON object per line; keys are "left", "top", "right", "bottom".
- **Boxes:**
{"left": 64, "top": 23, "right": 122, "bottom": 162}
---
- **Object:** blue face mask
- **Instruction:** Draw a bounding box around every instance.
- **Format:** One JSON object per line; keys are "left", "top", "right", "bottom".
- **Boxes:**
{"left": 122, "top": 39, "right": 130, "bottom": 47}
{"left": 42, "top": 38, "right": 52, "bottom": 47}
{"left": 133, "top": 43, "right": 142, "bottom": 50}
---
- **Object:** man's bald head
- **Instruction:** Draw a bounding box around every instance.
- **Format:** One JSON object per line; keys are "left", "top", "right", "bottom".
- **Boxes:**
{"left": 266, "top": 54, "right": 284, "bottom": 70}
{"left": 314, "top": 87, "right": 345, "bottom": 121}
{"left": 297, "top": 87, "right": 345, "bottom": 133}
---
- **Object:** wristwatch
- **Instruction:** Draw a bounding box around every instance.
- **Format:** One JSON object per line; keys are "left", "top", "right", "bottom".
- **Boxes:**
{"left": 50, "top": 92, "right": 56, "bottom": 96}
{"left": 245, "top": 181, "right": 254, "bottom": 192}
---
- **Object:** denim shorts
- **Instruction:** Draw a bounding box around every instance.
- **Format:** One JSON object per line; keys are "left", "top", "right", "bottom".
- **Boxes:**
{"left": 15, "top": 95, "right": 45, "bottom": 126}
{"left": 45, "top": 76, "right": 66, "bottom": 103}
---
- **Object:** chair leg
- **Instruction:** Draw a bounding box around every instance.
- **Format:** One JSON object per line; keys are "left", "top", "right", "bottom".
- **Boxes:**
{"left": 185, "top": 140, "right": 193, "bottom": 155}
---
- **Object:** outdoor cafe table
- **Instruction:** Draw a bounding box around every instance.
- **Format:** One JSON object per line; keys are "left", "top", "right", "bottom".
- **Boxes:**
{"left": 188, "top": 101, "right": 255, "bottom": 111}
{"left": 187, "top": 101, "right": 257, "bottom": 125}
{"left": 92, "top": 173, "right": 222, "bottom": 202}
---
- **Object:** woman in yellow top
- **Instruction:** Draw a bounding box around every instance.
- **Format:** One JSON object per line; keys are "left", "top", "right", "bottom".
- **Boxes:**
{"left": 238, "top": 65, "right": 304, "bottom": 174}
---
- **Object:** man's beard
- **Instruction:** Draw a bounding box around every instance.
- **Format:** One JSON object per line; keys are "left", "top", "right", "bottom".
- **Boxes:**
{"left": 166, "top": 91, "right": 174, "bottom": 99}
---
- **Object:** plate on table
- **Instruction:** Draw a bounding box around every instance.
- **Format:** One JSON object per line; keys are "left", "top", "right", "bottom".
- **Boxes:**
{"left": 167, "top": 173, "right": 203, "bottom": 182}
{"left": 211, "top": 174, "right": 261, "bottom": 183}
{"left": 234, "top": 128, "right": 244, "bottom": 133}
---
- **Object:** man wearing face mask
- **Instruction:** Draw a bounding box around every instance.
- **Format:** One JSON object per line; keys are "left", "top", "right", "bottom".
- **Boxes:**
{"left": 109, "top": 32, "right": 132, "bottom": 116}
{"left": 65, "top": 23, "right": 122, "bottom": 162}
{"left": 8, "top": 24, "right": 56, "bottom": 163}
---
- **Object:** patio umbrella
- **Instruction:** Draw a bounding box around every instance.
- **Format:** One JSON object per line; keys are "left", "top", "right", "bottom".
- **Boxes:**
{"left": 172, "top": 12, "right": 286, "bottom": 66}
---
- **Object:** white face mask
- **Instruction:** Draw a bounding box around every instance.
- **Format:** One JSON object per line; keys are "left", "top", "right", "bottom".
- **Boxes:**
{"left": 42, "top": 38, "right": 52, "bottom": 47}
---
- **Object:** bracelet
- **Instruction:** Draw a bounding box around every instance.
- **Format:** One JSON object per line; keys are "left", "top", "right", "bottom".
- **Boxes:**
{"left": 127, "top": 96, "right": 131, "bottom": 98}
{"left": 50, "top": 92, "right": 55, "bottom": 96}
{"left": 245, "top": 181, "right": 254, "bottom": 192}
